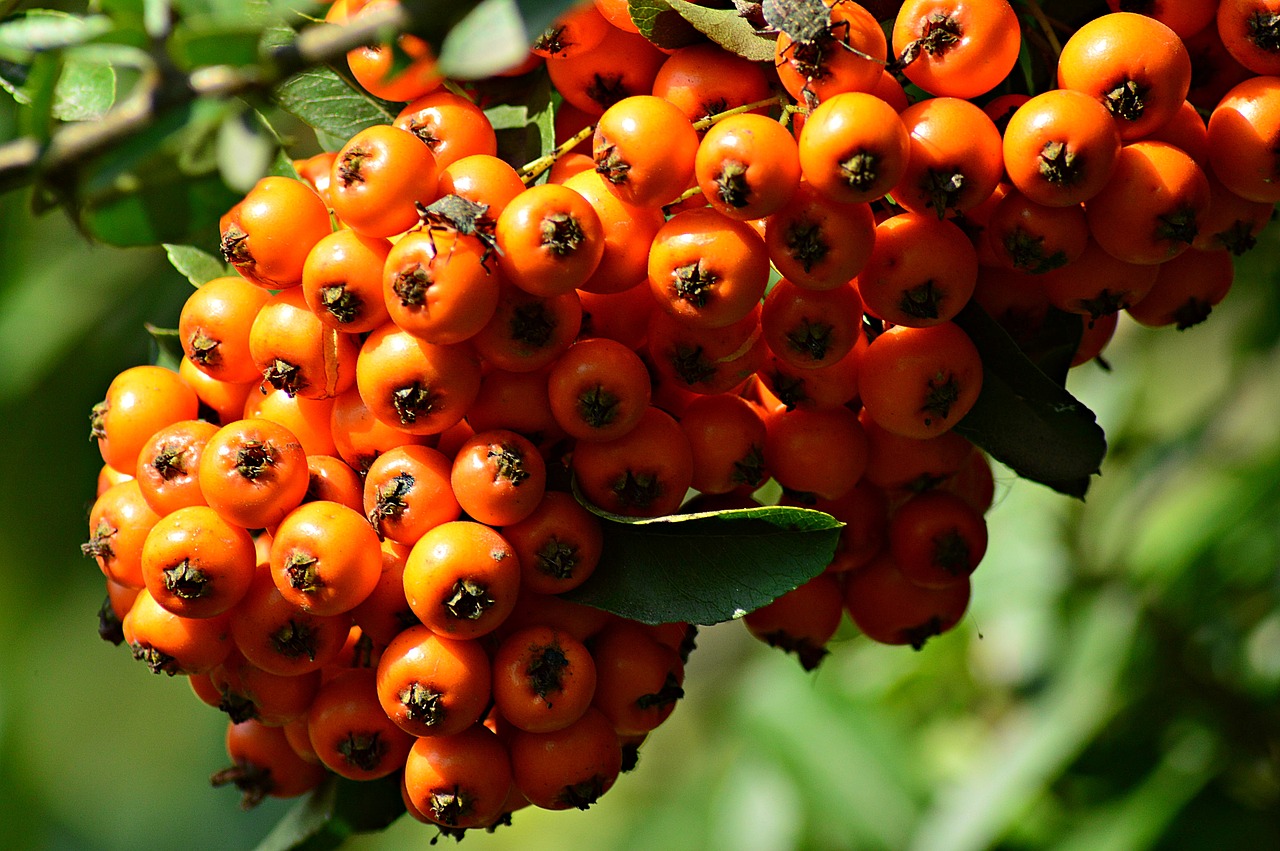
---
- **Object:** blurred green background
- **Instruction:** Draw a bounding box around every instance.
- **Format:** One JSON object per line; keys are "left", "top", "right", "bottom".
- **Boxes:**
{"left": 2, "top": 109, "right": 1280, "bottom": 851}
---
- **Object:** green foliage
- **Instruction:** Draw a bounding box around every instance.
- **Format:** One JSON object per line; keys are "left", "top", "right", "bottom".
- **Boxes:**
{"left": 654, "top": 0, "right": 778, "bottom": 62}
{"left": 953, "top": 302, "right": 1106, "bottom": 498}
{"left": 256, "top": 777, "right": 406, "bottom": 851}
{"left": 566, "top": 501, "right": 843, "bottom": 625}
{"left": 163, "top": 242, "right": 231, "bottom": 285}
{"left": 271, "top": 62, "right": 398, "bottom": 151}
{"left": 628, "top": 0, "right": 703, "bottom": 51}
{"left": 436, "top": 0, "right": 530, "bottom": 79}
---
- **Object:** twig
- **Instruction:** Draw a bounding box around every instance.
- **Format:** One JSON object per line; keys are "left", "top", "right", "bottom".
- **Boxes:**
{"left": 691, "top": 94, "right": 786, "bottom": 132}
{"left": 518, "top": 123, "right": 595, "bottom": 185}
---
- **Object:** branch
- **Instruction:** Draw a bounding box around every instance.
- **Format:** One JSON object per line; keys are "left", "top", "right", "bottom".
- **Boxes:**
{"left": 0, "top": 0, "right": 473, "bottom": 195}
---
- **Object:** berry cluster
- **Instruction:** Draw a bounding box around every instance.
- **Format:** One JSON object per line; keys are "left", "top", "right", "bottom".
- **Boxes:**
{"left": 82, "top": 0, "right": 1280, "bottom": 837}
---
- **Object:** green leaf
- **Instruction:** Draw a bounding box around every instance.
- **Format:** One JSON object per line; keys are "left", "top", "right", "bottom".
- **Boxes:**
{"left": 52, "top": 56, "right": 115, "bottom": 120}
{"left": 437, "top": 0, "right": 530, "bottom": 80}
{"left": 0, "top": 58, "right": 27, "bottom": 102}
{"left": 18, "top": 49, "right": 60, "bottom": 141}
{"left": 145, "top": 323, "right": 184, "bottom": 370}
{"left": 255, "top": 775, "right": 405, "bottom": 851}
{"left": 478, "top": 68, "right": 554, "bottom": 170}
{"left": 167, "top": 19, "right": 264, "bottom": 70}
{"left": 268, "top": 148, "right": 301, "bottom": 179}
{"left": 273, "top": 64, "right": 398, "bottom": 144}
{"left": 75, "top": 102, "right": 241, "bottom": 248}
{"left": 564, "top": 500, "right": 843, "bottom": 625}
{"left": 217, "top": 106, "right": 277, "bottom": 193}
{"left": 951, "top": 302, "right": 1107, "bottom": 499}
{"left": 172, "top": 97, "right": 231, "bottom": 175}
{"left": 629, "top": 0, "right": 702, "bottom": 51}
{"left": 528, "top": 67, "right": 554, "bottom": 161}
{"left": 0, "top": 10, "right": 113, "bottom": 53}
{"left": 81, "top": 170, "right": 240, "bottom": 247}
{"left": 163, "top": 243, "right": 231, "bottom": 286}
{"left": 665, "top": 0, "right": 777, "bottom": 62}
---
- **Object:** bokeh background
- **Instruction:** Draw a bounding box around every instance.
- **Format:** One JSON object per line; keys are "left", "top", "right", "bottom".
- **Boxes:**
{"left": 2, "top": 85, "right": 1280, "bottom": 851}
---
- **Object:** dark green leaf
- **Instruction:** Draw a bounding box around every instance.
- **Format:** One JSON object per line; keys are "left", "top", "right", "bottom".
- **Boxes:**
{"left": 52, "top": 57, "right": 115, "bottom": 120}
{"left": 527, "top": 67, "right": 554, "bottom": 161}
{"left": 665, "top": 0, "right": 777, "bottom": 62}
{"left": 254, "top": 775, "right": 405, "bottom": 851}
{"left": 564, "top": 500, "right": 843, "bottom": 625}
{"left": 483, "top": 103, "right": 529, "bottom": 131}
{"left": 480, "top": 68, "right": 554, "bottom": 170}
{"left": 145, "top": 323, "right": 184, "bottom": 370}
{"left": 952, "top": 301, "right": 1107, "bottom": 499}
{"left": 273, "top": 64, "right": 398, "bottom": 143}
{"left": 629, "top": 0, "right": 702, "bottom": 50}
{"left": 268, "top": 148, "right": 301, "bottom": 179}
{"left": 0, "top": 10, "right": 113, "bottom": 53}
{"left": 175, "top": 97, "right": 230, "bottom": 175}
{"left": 163, "top": 243, "right": 231, "bottom": 286}
{"left": 76, "top": 103, "right": 240, "bottom": 248}
{"left": 1022, "top": 307, "right": 1084, "bottom": 386}
{"left": 167, "top": 20, "right": 263, "bottom": 70}
{"left": 81, "top": 170, "right": 240, "bottom": 247}
{"left": 438, "top": 0, "right": 530, "bottom": 80}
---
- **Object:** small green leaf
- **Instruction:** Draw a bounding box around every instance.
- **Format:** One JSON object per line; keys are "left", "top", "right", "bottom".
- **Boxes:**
{"left": 255, "top": 775, "right": 405, "bottom": 851}
{"left": 479, "top": 68, "right": 554, "bottom": 170}
{"left": 52, "top": 57, "right": 115, "bottom": 121}
{"left": 268, "top": 148, "right": 301, "bottom": 179}
{"left": 952, "top": 301, "right": 1107, "bottom": 498}
{"left": 175, "top": 97, "right": 230, "bottom": 175}
{"left": 0, "top": 10, "right": 113, "bottom": 53}
{"left": 217, "top": 107, "right": 277, "bottom": 193}
{"left": 75, "top": 103, "right": 241, "bottom": 248}
{"left": 19, "top": 50, "right": 60, "bottom": 141}
{"left": 483, "top": 103, "right": 530, "bottom": 131}
{"left": 665, "top": 0, "right": 777, "bottom": 62}
{"left": 527, "top": 67, "right": 554, "bottom": 161}
{"left": 273, "top": 64, "right": 398, "bottom": 143}
{"left": 438, "top": 0, "right": 530, "bottom": 80}
{"left": 145, "top": 323, "right": 184, "bottom": 370}
{"left": 167, "top": 19, "right": 263, "bottom": 70}
{"left": 629, "top": 0, "right": 702, "bottom": 50}
{"left": 163, "top": 243, "right": 231, "bottom": 286}
{"left": 143, "top": 0, "right": 172, "bottom": 39}
{"left": 81, "top": 170, "right": 240, "bottom": 247}
{"left": 565, "top": 500, "right": 843, "bottom": 625}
